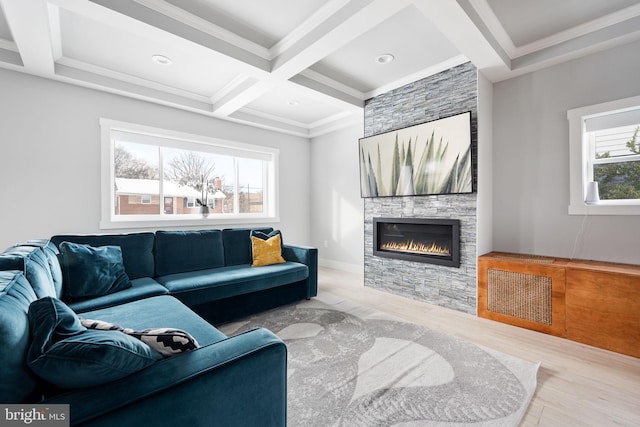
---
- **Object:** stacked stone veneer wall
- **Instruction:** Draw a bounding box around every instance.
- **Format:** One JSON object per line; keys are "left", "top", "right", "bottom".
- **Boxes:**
{"left": 363, "top": 62, "right": 478, "bottom": 314}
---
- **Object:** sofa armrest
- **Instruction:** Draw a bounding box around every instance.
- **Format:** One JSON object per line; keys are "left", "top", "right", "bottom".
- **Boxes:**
{"left": 282, "top": 244, "right": 318, "bottom": 298}
{"left": 44, "top": 328, "right": 287, "bottom": 427}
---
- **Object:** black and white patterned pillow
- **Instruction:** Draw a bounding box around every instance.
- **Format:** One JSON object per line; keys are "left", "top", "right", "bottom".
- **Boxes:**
{"left": 80, "top": 318, "right": 200, "bottom": 357}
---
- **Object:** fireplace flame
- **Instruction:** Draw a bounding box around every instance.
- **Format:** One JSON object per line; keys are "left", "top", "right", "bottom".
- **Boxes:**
{"left": 381, "top": 240, "right": 450, "bottom": 256}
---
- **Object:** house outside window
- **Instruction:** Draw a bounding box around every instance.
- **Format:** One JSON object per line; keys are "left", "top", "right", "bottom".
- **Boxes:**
{"left": 567, "top": 95, "right": 640, "bottom": 215}
{"left": 101, "top": 119, "right": 279, "bottom": 228}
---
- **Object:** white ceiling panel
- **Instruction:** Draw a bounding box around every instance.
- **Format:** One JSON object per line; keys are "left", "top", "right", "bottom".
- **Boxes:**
{"left": 58, "top": 8, "right": 246, "bottom": 98}
{"left": 309, "top": 5, "right": 460, "bottom": 94}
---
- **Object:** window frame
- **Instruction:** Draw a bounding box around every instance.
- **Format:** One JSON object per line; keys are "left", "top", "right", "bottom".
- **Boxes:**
{"left": 567, "top": 95, "right": 640, "bottom": 215}
{"left": 100, "top": 118, "right": 279, "bottom": 229}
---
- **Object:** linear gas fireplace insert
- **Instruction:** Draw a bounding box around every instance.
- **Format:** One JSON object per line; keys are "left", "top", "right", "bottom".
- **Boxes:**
{"left": 373, "top": 217, "right": 460, "bottom": 267}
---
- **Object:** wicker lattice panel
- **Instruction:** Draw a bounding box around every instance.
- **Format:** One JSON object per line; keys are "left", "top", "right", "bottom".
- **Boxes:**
{"left": 487, "top": 269, "right": 553, "bottom": 325}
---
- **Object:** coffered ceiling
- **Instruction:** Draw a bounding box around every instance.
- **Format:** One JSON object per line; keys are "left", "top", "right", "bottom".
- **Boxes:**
{"left": 0, "top": 0, "right": 639, "bottom": 137}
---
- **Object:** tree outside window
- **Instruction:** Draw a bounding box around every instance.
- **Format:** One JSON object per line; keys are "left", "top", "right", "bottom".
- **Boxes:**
{"left": 592, "top": 125, "right": 640, "bottom": 200}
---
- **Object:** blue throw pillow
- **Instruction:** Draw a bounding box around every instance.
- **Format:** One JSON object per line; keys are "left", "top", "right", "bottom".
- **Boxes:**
{"left": 27, "top": 297, "right": 161, "bottom": 388}
{"left": 59, "top": 242, "right": 131, "bottom": 300}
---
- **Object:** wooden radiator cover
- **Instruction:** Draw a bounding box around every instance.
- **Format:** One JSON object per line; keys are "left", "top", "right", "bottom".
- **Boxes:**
{"left": 478, "top": 252, "right": 640, "bottom": 358}
{"left": 478, "top": 253, "right": 566, "bottom": 337}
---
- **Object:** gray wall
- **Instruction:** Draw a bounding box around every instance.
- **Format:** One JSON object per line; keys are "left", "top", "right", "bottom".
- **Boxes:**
{"left": 310, "top": 123, "right": 365, "bottom": 273}
{"left": 0, "top": 68, "right": 311, "bottom": 249}
{"left": 477, "top": 72, "right": 493, "bottom": 255}
{"left": 362, "top": 62, "right": 478, "bottom": 314}
{"left": 492, "top": 39, "right": 640, "bottom": 264}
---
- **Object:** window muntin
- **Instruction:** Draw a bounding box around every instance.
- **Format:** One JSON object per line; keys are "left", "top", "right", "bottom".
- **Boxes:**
{"left": 101, "top": 119, "right": 278, "bottom": 228}
{"left": 567, "top": 95, "right": 640, "bottom": 215}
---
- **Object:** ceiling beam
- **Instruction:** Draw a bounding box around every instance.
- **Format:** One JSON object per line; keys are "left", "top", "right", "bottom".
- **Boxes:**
{"left": 0, "top": 0, "right": 55, "bottom": 75}
{"left": 410, "top": 0, "right": 510, "bottom": 81}
{"left": 270, "top": 0, "right": 411, "bottom": 80}
{"left": 212, "top": 79, "right": 274, "bottom": 117}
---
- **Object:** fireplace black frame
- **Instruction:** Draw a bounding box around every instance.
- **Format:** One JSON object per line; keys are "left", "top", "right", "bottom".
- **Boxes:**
{"left": 373, "top": 217, "right": 460, "bottom": 267}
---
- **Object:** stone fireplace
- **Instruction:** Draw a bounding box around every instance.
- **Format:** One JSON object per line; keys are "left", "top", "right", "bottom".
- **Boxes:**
{"left": 363, "top": 61, "right": 477, "bottom": 314}
{"left": 373, "top": 218, "right": 460, "bottom": 267}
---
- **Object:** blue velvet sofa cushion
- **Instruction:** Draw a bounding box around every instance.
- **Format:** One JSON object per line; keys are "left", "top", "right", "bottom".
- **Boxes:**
{"left": 1, "top": 245, "right": 57, "bottom": 299}
{"left": 0, "top": 271, "right": 40, "bottom": 403}
{"left": 81, "top": 295, "right": 228, "bottom": 347}
{"left": 222, "top": 227, "right": 272, "bottom": 266}
{"left": 21, "top": 240, "right": 64, "bottom": 297}
{"left": 154, "top": 230, "right": 225, "bottom": 276}
{"left": 59, "top": 242, "right": 132, "bottom": 300}
{"left": 68, "top": 277, "right": 169, "bottom": 313}
{"left": 27, "top": 297, "right": 162, "bottom": 389}
{"left": 51, "top": 233, "right": 155, "bottom": 280}
{"left": 156, "top": 262, "right": 309, "bottom": 306}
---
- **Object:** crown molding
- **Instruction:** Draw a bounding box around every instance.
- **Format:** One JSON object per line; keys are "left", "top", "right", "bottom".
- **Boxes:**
{"left": 0, "top": 48, "right": 22, "bottom": 66}
{"left": 309, "top": 114, "right": 363, "bottom": 138}
{"left": 514, "top": 3, "right": 640, "bottom": 58}
{"left": 229, "top": 108, "right": 310, "bottom": 137}
{"left": 239, "top": 106, "right": 310, "bottom": 129}
{"left": 56, "top": 56, "right": 213, "bottom": 104}
{"left": 0, "top": 38, "right": 17, "bottom": 52}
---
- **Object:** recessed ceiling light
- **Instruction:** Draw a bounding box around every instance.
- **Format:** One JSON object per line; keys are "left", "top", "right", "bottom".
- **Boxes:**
{"left": 152, "top": 54, "right": 172, "bottom": 66}
{"left": 288, "top": 100, "right": 300, "bottom": 107}
{"left": 375, "top": 54, "right": 395, "bottom": 64}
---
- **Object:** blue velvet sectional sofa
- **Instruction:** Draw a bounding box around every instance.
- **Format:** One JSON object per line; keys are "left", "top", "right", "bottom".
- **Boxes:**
{"left": 0, "top": 227, "right": 318, "bottom": 426}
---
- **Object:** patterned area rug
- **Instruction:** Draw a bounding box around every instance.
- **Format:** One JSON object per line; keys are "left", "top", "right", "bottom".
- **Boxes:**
{"left": 219, "top": 299, "right": 539, "bottom": 427}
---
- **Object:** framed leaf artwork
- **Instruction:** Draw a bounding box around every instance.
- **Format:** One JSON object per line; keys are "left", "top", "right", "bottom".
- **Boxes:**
{"left": 359, "top": 111, "right": 472, "bottom": 197}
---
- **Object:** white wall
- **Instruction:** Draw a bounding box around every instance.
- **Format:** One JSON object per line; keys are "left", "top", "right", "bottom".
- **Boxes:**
{"left": 310, "top": 122, "right": 364, "bottom": 273}
{"left": 492, "top": 39, "right": 640, "bottom": 264}
{"left": 0, "top": 69, "right": 311, "bottom": 249}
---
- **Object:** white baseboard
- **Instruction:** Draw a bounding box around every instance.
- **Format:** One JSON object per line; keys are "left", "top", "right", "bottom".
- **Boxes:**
{"left": 318, "top": 258, "right": 363, "bottom": 275}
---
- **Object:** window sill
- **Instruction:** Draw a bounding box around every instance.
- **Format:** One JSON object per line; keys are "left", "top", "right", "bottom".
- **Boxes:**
{"left": 100, "top": 215, "right": 280, "bottom": 230}
{"left": 569, "top": 201, "right": 640, "bottom": 215}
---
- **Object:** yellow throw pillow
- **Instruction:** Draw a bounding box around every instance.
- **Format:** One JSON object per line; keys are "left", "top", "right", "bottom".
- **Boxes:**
{"left": 251, "top": 234, "right": 286, "bottom": 267}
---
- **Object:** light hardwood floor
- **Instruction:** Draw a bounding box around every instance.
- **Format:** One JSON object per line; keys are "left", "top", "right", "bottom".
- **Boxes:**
{"left": 315, "top": 267, "right": 640, "bottom": 427}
